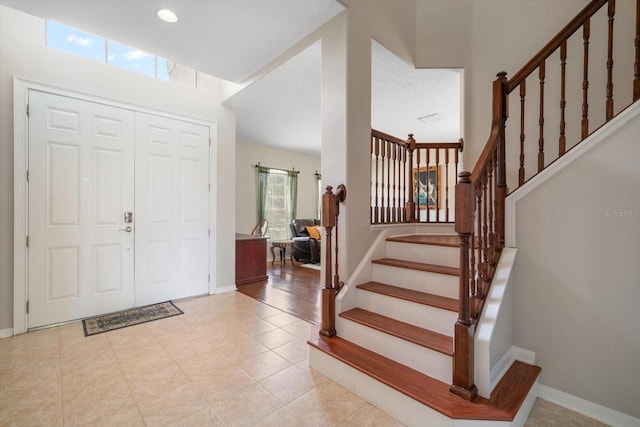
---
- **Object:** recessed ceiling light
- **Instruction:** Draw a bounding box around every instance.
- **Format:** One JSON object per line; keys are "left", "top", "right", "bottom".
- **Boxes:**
{"left": 157, "top": 9, "right": 178, "bottom": 23}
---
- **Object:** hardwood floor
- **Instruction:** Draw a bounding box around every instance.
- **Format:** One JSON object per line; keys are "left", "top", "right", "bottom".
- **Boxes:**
{"left": 236, "top": 261, "right": 321, "bottom": 324}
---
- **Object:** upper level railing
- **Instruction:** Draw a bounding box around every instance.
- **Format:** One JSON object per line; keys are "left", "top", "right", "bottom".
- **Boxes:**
{"left": 370, "top": 129, "right": 463, "bottom": 225}
{"left": 451, "top": 0, "right": 640, "bottom": 400}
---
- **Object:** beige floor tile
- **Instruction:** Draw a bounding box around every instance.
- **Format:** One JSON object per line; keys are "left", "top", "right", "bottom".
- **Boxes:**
{"left": 236, "top": 349, "right": 293, "bottom": 382}
{"left": 65, "top": 403, "right": 144, "bottom": 427}
{"left": 235, "top": 317, "right": 280, "bottom": 336}
{"left": 340, "top": 403, "right": 406, "bottom": 426}
{"left": 282, "top": 319, "right": 313, "bottom": 338}
{"left": 106, "top": 325, "right": 159, "bottom": 352}
{"left": 253, "top": 328, "right": 299, "bottom": 349}
{"left": 273, "top": 336, "right": 310, "bottom": 364}
{"left": 285, "top": 382, "right": 365, "bottom": 425}
{"left": 218, "top": 336, "right": 271, "bottom": 363}
{"left": 264, "top": 312, "right": 302, "bottom": 327}
{"left": 125, "top": 362, "right": 191, "bottom": 401}
{"left": 62, "top": 375, "right": 136, "bottom": 425}
{"left": 257, "top": 406, "right": 309, "bottom": 427}
{"left": 0, "top": 395, "right": 63, "bottom": 427}
{"left": 61, "top": 357, "right": 125, "bottom": 396}
{"left": 207, "top": 381, "right": 283, "bottom": 427}
{"left": 136, "top": 382, "right": 209, "bottom": 426}
{"left": 0, "top": 348, "right": 61, "bottom": 383}
{"left": 259, "top": 365, "right": 325, "bottom": 404}
{"left": 4, "top": 327, "right": 60, "bottom": 356}
{"left": 163, "top": 335, "right": 217, "bottom": 362}
{"left": 0, "top": 293, "right": 607, "bottom": 427}
{"left": 164, "top": 405, "right": 226, "bottom": 427}
{"left": 58, "top": 321, "right": 91, "bottom": 346}
{"left": 200, "top": 365, "right": 257, "bottom": 403}
{"left": 61, "top": 331, "right": 112, "bottom": 359}
{"left": 113, "top": 344, "right": 175, "bottom": 377}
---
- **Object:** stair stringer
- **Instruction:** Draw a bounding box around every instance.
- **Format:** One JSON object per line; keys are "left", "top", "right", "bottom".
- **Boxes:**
{"left": 474, "top": 247, "right": 531, "bottom": 398}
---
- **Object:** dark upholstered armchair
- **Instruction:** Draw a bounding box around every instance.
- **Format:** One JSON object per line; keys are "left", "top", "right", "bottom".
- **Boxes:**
{"left": 290, "top": 219, "right": 321, "bottom": 263}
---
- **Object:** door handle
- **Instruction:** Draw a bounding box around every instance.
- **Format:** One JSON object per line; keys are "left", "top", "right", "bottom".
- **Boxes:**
{"left": 118, "top": 226, "right": 133, "bottom": 233}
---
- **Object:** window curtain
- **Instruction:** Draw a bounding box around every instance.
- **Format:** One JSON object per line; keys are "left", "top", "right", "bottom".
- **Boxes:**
{"left": 256, "top": 166, "right": 270, "bottom": 223}
{"left": 286, "top": 170, "right": 298, "bottom": 222}
{"left": 256, "top": 166, "right": 298, "bottom": 239}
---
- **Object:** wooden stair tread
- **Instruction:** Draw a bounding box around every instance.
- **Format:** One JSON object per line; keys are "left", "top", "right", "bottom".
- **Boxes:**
{"left": 308, "top": 327, "right": 541, "bottom": 421}
{"left": 357, "top": 281, "right": 458, "bottom": 312}
{"left": 372, "top": 258, "right": 460, "bottom": 276}
{"left": 387, "top": 234, "right": 459, "bottom": 247}
{"left": 340, "top": 308, "right": 453, "bottom": 355}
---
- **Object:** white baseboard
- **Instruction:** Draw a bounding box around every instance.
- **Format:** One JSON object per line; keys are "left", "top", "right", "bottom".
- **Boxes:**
{"left": 211, "top": 285, "right": 237, "bottom": 294}
{"left": 0, "top": 328, "right": 14, "bottom": 339}
{"left": 490, "top": 345, "right": 536, "bottom": 392}
{"left": 537, "top": 384, "right": 640, "bottom": 427}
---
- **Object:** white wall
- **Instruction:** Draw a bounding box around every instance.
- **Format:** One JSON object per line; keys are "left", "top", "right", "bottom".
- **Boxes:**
{"left": 511, "top": 109, "right": 640, "bottom": 418}
{"left": 235, "top": 139, "right": 321, "bottom": 236}
{"left": 0, "top": 6, "right": 236, "bottom": 331}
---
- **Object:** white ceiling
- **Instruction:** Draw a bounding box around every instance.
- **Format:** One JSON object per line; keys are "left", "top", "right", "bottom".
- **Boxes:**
{"left": 1, "top": 0, "right": 461, "bottom": 156}
{"left": 0, "top": 0, "right": 344, "bottom": 83}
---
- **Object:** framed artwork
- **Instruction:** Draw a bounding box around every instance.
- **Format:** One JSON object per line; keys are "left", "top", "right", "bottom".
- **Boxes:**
{"left": 413, "top": 166, "right": 440, "bottom": 209}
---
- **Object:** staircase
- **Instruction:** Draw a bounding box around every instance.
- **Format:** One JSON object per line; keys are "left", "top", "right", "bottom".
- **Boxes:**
{"left": 309, "top": 231, "right": 540, "bottom": 426}
{"left": 310, "top": 0, "right": 639, "bottom": 424}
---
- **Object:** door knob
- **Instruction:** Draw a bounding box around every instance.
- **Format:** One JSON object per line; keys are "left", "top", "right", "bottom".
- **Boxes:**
{"left": 118, "top": 226, "right": 133, "bottom": 233}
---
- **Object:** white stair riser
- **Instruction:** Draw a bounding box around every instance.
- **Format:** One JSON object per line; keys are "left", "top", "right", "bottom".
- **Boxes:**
{"left": 338, "top": 318, "right": 452, "bottom": 384}
{"left": 372, "top": 264, "right": 458, "bottom": 299}
{"left": 356, "top": 289, "right": 456, "bottom": 337}
{"left": 309, "top": 347, "right": 455, "bottom": 427}
{"left": 386, "top": 241, "right": 459, "bottom": 268}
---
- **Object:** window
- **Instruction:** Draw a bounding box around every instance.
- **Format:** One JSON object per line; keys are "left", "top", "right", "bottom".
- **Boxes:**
{"left": 45, "top": 21, "right": 194, "bottom": 85}
{"left": 256, "top": 167, "right": 298, "bottom": 241}
{"left": 46, "top": 20, "right": 105, "bottom": 62}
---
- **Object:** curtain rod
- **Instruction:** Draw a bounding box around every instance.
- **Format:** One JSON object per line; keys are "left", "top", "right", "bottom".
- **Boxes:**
{"left": 253, "top": 162, "right": 299, "bottom": 174}
{"left": 315, "top": 171, "right": 321, "bottom": 179}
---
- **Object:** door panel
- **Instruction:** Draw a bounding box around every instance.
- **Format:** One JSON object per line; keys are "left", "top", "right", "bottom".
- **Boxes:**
{"left": 134, "top": 113, "right": 210, "bottom": 305}
{"left": 28, "top": 91, "right": 135, "bottom": 328}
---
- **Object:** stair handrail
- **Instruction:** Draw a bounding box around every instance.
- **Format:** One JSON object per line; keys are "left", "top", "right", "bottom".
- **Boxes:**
{"left": 320, "top": 184, "right": 347, "bottom": 337}
{"left": 452, "top": 0, "right": 640, "bottom": 400}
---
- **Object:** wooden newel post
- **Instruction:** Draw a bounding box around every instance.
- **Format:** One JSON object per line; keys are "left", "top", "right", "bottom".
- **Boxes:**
{"left": 405, "top": 134, "right": 416, "bottom": 222}
{"left": 451, "top": 171, "right": 478, "bottom": 401}
{"left": 320, "top": 184, "right": 347, "bottom": 338}
{"left": 495, "top": 72, "right": 508, "bottom": 246}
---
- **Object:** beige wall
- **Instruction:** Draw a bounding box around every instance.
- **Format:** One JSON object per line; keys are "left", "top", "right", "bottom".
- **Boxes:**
{"left": 235, "top": 139, "right": 321, "bottom": 236}
{"left": 512, "top": 109, "right": 640, "bottom": 418}
{"left": 415, "top": 0, "right": 589, "bottom": 167}
{"left": 0, "top": 6, "right": 236, "bottom": 331}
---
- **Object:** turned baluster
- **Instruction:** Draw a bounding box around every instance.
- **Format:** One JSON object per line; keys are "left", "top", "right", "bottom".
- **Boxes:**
{"left": 559, "top": 41, "right": 567, "bottom": 156}
{"left": 606, "top": 0, "right": 616, "bottom": 121}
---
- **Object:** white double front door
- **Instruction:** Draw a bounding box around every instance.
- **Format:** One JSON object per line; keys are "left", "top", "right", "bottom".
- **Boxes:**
{"left": 27, "top": 90, "right": 210, "bottom": 328}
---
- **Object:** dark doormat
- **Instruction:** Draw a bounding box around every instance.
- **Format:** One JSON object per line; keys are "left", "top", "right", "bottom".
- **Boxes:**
{"left": 82, "top": 301, "right": 183, "bottom": 336}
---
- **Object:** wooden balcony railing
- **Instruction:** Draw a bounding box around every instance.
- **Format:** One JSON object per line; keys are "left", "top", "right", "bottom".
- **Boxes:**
{"left": 370, "top": 129, "right": 463, "bottom": 225}
{"left": 452, "top": 0, "right": 640, "bottom": 400}
{"left": 320, "top": 184, "right": 346, "bottom": 337}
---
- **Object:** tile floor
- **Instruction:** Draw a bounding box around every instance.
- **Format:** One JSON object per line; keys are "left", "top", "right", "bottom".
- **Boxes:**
{"left": 0, "top": 292, "right": 608, "bottom": 426}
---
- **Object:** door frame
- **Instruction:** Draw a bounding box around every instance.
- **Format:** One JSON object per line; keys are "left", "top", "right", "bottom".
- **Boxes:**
{"left": 13, "top": 78, "right": 217, "bottom": 334}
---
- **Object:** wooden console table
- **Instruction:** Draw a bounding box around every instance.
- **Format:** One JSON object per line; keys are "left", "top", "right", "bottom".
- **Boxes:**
{"left": 235, "top": 234, "right": 268, "bottom": 285}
